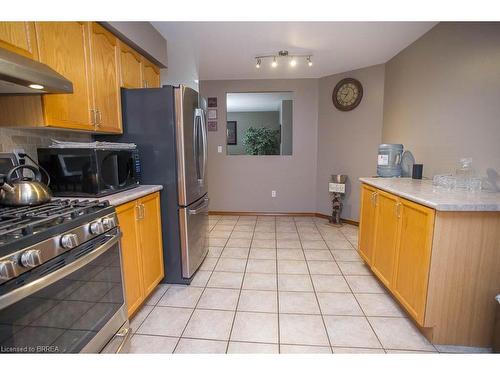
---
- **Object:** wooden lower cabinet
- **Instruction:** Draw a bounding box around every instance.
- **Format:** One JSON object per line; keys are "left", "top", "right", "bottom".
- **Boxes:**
{"left": 358, "top": 183, "right": 500, "bottom": 347}
{"left": 358, "top": 184, "right": 377, "bottom": 263}
{"left": 116, "top": 192, "right": 164, "bottom": 317}
{"left": 138, "top": 193, "right": 164, "bottom": 296}
{"left": 371, "top": 190, "right": 400, "bottom": 288}
{"left": 116, "top": 200, "right": 144, "bottom": 317}
{"left": 392, "top": 198, "right": 434, "bottom": 324}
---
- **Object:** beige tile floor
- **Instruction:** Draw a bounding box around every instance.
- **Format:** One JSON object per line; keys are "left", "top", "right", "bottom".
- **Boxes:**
{"left": 125, "top": 215, "right": 487, "bottom": 354}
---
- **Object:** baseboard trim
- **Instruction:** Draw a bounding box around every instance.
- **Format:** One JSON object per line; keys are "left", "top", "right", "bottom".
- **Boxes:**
{"left": 208, "top": 210, "right": 359, "bottom": 226}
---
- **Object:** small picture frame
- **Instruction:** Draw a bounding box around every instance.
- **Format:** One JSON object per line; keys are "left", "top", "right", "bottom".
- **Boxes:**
{"left": 207, "top": 97, "right": 218, "bottom": 108}
{"left": 226, "top": 121, "right": 237, "bottom": 145}
{"left": 207, "top": 109, "right": 217, "bottom": 120}
{"left": 207, "top": 121, "right": 217, "bottom": 131}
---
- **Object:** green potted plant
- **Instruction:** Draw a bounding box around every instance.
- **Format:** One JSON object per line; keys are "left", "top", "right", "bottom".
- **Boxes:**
{"left": 243, "top": 127, "right": 280, "bottom": 155}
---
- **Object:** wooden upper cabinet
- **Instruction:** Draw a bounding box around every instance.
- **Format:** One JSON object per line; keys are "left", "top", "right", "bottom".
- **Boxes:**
{"left": 371, "top": 190, "right": 400, "bottom": 288}
{"left": 0, "top": 22, "right": 38, "bottom": 59}
{"left": 142, "top": 57, "right": 161, "bottom": 88}
{"left": 89, "top": 23, "right": 122, "bottom": 133}
{"left": 138, "top": 193, "right": 164, "bottom": 296}
{"left": 392, "top": 198, "right": 435, "bottom": 324}
{"left": 35, "top": 22, "right": 94, "bottom": 130}
{"left": 119, "top": 41, "right": 143, "bottom": 88}
{"left": 358, "top": 184, "right": 377, "bottom": 264}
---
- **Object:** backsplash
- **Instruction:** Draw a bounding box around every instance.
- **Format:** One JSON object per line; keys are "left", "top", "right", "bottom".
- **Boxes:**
{"left": 0, "top": 128, "right": 91, "bottom": 162}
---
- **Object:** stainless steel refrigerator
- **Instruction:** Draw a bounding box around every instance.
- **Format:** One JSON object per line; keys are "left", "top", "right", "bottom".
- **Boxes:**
{"left": 96, "top": 85, "right": 209, "bottom": 284}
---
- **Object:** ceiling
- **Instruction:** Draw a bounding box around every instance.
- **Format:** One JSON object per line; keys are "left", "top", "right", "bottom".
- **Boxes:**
{"left": 152, "top": 22, "right": 437, "bottom": 81}
{"left": 227, "top": 92, "right": 293, "bottom": 112}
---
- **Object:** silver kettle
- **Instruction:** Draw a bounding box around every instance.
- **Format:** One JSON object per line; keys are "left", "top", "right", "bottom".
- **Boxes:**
{"left": 0, "top": 165, "right": 53, "bottom": 206}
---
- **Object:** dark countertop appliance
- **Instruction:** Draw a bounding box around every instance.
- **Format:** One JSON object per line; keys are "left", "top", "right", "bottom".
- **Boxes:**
{"left": 96, "top": 85, "right": 209, "bottom": 284}
{"left": 37, "top": 147, "right": 141, "bottom": 198}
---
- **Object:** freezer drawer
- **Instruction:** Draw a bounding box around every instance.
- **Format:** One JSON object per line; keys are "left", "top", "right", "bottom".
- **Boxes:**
{"left": 179, "top": 196, "right": 209, "bottom": 278}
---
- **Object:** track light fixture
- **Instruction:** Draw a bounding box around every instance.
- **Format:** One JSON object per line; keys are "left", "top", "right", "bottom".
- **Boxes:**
{"left": 254, "top": 50, "right": 313, "bottom": 70}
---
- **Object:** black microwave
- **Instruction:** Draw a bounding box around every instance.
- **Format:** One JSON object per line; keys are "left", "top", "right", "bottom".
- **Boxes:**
{"left": 37, "top": 148, "right": 141, "bottom": 197}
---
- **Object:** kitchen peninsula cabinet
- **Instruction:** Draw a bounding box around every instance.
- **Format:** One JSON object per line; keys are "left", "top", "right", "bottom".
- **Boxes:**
{"left": 116, "top": 192, "right": 164, "bottom": 317}
{"left": 358, "top": 178, "right": 500, "bottom": 348}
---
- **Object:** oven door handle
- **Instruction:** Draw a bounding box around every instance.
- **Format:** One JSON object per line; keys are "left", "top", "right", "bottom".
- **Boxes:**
{"left": 0, "top": 232, "right": 122, "bottom": 310}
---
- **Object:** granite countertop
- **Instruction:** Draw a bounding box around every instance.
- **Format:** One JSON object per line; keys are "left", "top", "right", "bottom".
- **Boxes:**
{"left": 57, "top": 185, "right": 163, "bottom": 206}
{"left": 359, "top": 177, "right": 500, "bottom": 212}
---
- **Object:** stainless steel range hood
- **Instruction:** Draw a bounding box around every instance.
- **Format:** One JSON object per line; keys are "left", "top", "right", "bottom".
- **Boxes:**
{"left": 0, "top": 48, "right": 73, "bottom": 94}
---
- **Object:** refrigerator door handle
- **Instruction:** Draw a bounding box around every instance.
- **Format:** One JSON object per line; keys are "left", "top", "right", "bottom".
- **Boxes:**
{"left": 200, "top": 108, "right": 208, "bottom": 183}
{"left": 194, "top": 108, "right": 204, "bottom": 184}
{"left": 188, "top": 197, "right": 210, "bottom": 215}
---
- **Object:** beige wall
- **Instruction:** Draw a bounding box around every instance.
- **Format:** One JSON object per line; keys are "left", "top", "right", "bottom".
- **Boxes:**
{"left": 0, "top": 128, "right": 91, "bottom": 162}
{"left": 200, "top": 79, "right": 318, "bottom": 213}
{"left": 383, "top": 22, "right": 500, "bottom": 186}
{"left": 316, "top": 64, "right": 385, "bottom": 220}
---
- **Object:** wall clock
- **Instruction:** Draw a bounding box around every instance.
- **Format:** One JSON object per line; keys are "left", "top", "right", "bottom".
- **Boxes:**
{"left": 332, "top": 78, "right": 363, "bottom": 111}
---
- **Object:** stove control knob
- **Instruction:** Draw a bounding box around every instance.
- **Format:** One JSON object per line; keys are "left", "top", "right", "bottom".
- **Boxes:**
{"left": 61, "top": 233, "right": 79, "bottom": 249}
{"left": 101, "top": 217, "right": 116, "bottom": 230}
{"left": 20, "top": 249, "right": 42, "bottom": 268}
{"left": 0, "top": 260, "right": 17, "bottom": 280}
{"left": 89, "top": 221, "right": 103, "bottom": 235}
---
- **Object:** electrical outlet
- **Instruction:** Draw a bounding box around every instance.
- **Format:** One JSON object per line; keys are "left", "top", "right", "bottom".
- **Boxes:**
{"left": 271, "top": 190, "right": 277, "bottom": 198}
{"left": 12, "top": 148, "right": 25, "bottom": 163}
{"left": 217, "top": 145, "right": 223, "bottom": 153}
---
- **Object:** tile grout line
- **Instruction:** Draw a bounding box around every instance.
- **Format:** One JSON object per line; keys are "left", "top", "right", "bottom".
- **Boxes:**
{"left": 171, "top": 214, "right": 228, "bottom": 353}
{"left": 317, "top": 222, "right": 386, "bottom": 353}
{"left": 297, "top": 218, "right": 333, "bottom": 353}
{"left": 224, "top": 215, "right": 255, "bottom": 353}
{"left": 273, "top": 217, "right": 280, "bottom": 353}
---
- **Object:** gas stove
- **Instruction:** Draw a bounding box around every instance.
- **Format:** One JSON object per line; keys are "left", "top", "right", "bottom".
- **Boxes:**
{"left": 0, "top": 199, "right": 116, "bottom": 284}
{"left": 0, "top": 199, "right": 128, "bottom": 353}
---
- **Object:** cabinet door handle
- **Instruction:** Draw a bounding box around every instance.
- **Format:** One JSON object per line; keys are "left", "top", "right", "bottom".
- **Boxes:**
{"left": 136, "top": 204, "right": 145, "bottom": 220}
{"left": 135, "top": 204, "right": 141, "bottom": 220}
{"left": 97, "top": 109, "right": 102, "bottom": 127}
{"left": 143, "top": 80, "right": 148, "bottom": 88}
{"left": 90, "top": 109, "right": 96, "bottom": 126}
{"left": 371, "top": 192, "right": 378, "bottom": 207}
{"left": 395, "top": 202, "right": 402, "bottom": 218}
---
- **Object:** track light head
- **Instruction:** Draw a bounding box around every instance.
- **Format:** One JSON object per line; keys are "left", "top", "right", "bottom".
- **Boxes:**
{"left": 307, "top": 56, "right": 313, "bottom": 67}
{"left": 256, "top": 58, "right": 261, "bottom": 68}
{"left": 290, "top": 58, "right": 297, "bottom": 67}
{"left": 271, "top": 57, "right": 278, "bottom": 68}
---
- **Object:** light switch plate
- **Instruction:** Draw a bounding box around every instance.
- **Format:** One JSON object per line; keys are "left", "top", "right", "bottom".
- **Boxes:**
{"left": 217, "top": 146, "right": 223, "bottom": 153}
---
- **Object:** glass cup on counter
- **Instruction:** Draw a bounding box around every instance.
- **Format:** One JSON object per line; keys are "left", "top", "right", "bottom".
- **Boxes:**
{"left": 433, "top": 174, "right": 457, "bottom": 191}
{"left": 468, "top": 177, "right": 482, "bottom": 193}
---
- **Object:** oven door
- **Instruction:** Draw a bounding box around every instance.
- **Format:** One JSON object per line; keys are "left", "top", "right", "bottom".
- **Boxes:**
{"left": 0, "top": 229, "right": 128, "bottom": 353}
{"left": 96, "top": 150, "right": 138, "bottom": 193}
